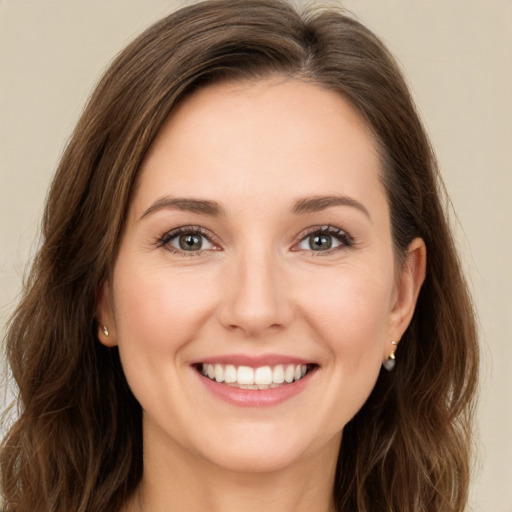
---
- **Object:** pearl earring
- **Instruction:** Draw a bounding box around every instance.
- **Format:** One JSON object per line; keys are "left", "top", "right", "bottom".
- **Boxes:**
{"left": 383, "top": 341, "right": 398, "bottom": 371}
{"left": 102, "top": 325, "right": 109, "bottom": 337}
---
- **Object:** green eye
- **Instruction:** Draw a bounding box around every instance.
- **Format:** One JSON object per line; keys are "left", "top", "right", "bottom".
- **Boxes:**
{"left": 308, "top": 233, "right": 333, "bottom": 251}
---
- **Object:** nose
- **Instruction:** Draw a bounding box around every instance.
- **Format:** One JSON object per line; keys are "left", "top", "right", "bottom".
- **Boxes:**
{"left": 218, "top": 246, "right": 293, "bottom": 337}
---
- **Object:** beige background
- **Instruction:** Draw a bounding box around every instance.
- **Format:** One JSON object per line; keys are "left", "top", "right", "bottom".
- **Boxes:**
{"left": 1, "top": 1, "right": 511, "bottom": 510}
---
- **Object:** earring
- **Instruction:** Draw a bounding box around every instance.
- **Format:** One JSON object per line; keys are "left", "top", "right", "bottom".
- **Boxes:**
{"left": 102, "top": 325, "right": 109, "bottom": 337}
{"left": 383, "top": 341, "right": 398, "bottom": 371}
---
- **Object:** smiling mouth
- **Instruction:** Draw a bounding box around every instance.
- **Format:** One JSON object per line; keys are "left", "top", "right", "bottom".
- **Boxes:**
{"left": 196, "top": 363, "right": 316, "bottom": 390}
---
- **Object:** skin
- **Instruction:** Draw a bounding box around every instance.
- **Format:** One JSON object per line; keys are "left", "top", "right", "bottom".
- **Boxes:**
{"left": 98, "top": 77, "right": 426, "bottom": 512}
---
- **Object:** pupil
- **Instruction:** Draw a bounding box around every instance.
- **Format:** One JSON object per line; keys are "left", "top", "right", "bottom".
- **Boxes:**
{"left": 179, "top": 234, "right": 202, "bottom": 251}
{"left": 310, "top": 234, "right": 331, "bottom": 250}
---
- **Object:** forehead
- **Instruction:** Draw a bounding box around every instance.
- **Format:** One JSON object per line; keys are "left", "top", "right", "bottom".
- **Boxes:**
{"left": 132, "top": 78, "right": 385, "bottom": 219}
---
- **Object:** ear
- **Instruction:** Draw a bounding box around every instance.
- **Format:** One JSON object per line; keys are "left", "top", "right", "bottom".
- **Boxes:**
{"left": 96, "top": 280, "right": 117, "bottom": 347}
{"left": 386, "top": 238, "right": 427, "bottom": 353}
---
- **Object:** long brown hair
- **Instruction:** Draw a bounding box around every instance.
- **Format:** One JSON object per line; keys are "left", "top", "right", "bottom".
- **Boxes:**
{"left": 1, "top": 1, "right": 478, "bottom": 510}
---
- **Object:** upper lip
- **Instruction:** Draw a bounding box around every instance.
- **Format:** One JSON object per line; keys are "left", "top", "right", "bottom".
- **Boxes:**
{"left": 191, "top": 353, "right": 315, "bottom": 368}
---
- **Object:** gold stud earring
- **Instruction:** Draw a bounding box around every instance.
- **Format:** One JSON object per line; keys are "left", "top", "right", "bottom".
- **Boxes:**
{"left": 383, "top": 340, "right": 398, "bottom": 371}
{"left": 102, "top": 325, "right": 109, "bottom": 337}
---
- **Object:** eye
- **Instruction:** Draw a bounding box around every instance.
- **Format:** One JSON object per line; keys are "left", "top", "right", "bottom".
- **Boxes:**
{"left": 159, "top": 227, "right": 217, "bottom": 254}
{"left": 295, "top": 226, "right": 352, "bottom": 253}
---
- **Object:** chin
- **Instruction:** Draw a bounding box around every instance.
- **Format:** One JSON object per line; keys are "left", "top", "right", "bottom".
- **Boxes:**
{"left": 188, "top": 423, "right": 339, "bottom": 475}
{"left": 205, "top": 445, "right": 308, "bottom": 474}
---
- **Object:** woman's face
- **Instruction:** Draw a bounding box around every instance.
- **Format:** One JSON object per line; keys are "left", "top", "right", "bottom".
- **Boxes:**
{"left": 98, "top": 78, "right": 424, "bottom": 474}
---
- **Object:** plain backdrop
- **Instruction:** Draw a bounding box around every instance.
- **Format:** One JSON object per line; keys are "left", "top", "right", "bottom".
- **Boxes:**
{"left": 1, "top": 1, "right": 511, "bottom": 510}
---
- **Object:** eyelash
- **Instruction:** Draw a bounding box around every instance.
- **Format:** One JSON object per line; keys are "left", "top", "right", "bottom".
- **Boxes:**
{"left": 293, "top": 225, "right": 354, "bottom": 255}
{"left": 157, "top": 224, "right": 353, "bottom": 256}
{"left": 157, "top": 226, "right": 219, "bottom": 256}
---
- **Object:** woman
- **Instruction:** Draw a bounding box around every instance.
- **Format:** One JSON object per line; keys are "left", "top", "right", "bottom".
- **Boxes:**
{"left": 1, "top": 1, "right": 478, "bottom": 511}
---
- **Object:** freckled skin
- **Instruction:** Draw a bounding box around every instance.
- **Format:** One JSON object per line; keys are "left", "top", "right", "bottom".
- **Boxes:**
{"left": 97, "top": 78, "right": 425, "bottom": 512}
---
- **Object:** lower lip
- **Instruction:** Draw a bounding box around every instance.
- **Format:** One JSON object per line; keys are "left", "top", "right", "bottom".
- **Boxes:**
{"left": 196, "top": 370, "right": 314, "bottom": 407}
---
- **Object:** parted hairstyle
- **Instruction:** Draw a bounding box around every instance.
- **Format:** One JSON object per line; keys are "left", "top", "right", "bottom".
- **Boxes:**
{"left": 1, "top": 1, "right": 478, "bottom": 511}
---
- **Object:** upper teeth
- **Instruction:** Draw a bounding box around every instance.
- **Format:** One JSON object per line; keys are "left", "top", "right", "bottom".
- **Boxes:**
{"left": 200, "top": 363, "right": 308, "bottom": 388}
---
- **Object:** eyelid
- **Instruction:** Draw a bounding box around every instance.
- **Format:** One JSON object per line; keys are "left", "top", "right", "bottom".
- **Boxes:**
{"left": 291, "top": 225, "right": 354, "bottom": 254}
{"left": 157, "top": 225, "right": 222, "bottom": 255}
{"left": 156, "top": 224, "right": 353, "bottom": 256}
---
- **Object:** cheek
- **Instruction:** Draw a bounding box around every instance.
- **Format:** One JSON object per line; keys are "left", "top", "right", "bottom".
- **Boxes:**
{"left": 112, "top": 262, "right": 217, "bottom": 360}
{"left": 296, "top": 266, "right": 393, "bottom": 360}
{"left": 287, "top": 266, "right": 394, "bottom": 439}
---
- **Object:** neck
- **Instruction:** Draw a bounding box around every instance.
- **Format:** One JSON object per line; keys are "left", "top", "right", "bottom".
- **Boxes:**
{"left": 126, "top": 427, "right": 340, "bottom": 512}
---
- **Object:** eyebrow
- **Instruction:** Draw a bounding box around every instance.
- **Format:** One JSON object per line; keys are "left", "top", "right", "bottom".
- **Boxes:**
{"left": 293, "top": 195, "right": 371, "bottom": 220}
{"left": 139, "top": 194, "right": 370, "bottom": 221}
{"left": 140, "top": 197, "right": 224, "bottom": 220}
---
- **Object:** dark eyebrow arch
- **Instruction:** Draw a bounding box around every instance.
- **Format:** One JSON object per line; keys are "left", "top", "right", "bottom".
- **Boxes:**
{"left": 293, "top": 195, "right": 371, "bottom": 220}
{"left": 140, "top": 197, "right": 224, "bottom": 220}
